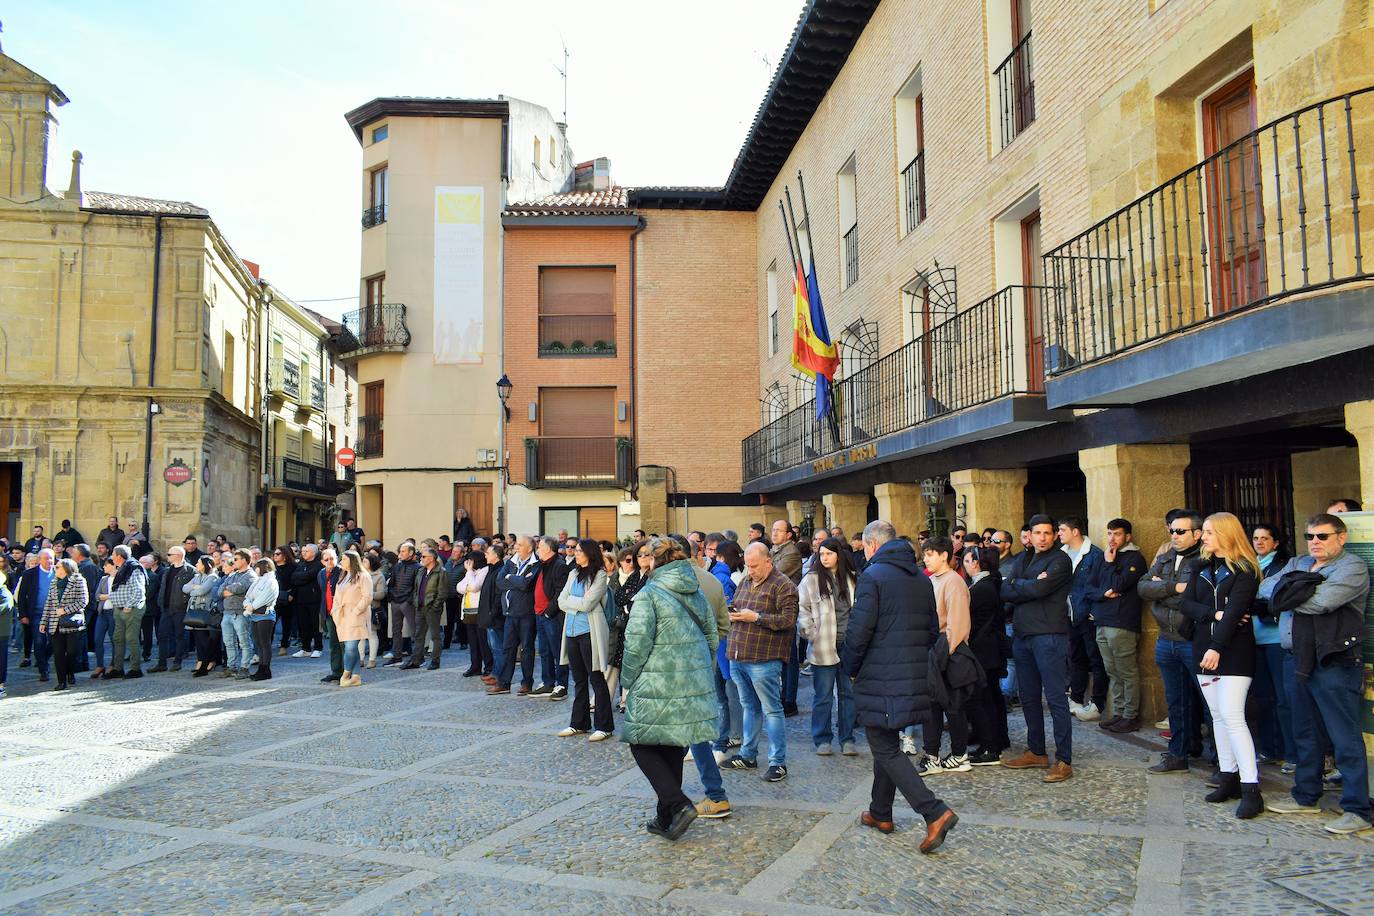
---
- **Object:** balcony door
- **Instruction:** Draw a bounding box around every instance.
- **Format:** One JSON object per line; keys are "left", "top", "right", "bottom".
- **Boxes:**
{"left": 1203, "top": 70, "right": 1266, "bottom": 313}
{"left": 363, "top": 275, "right": 385, "bottom": 345}
{"left": 1021, "top": 210, "right": 1045, "bottom": 391}
{"left": 539, "top": 387, "right": 615, "bottom": 485}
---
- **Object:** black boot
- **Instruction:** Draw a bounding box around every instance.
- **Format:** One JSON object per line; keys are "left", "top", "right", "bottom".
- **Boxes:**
{"left": 1235, "top": 782, "right": 1264, "bottom": 819}
{"left": 1204, "top": 771, "right": 1240, "bottom": 803}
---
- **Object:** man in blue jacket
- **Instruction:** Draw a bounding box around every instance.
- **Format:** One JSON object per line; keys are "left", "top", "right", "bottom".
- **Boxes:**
{"left": 490, "top": 535, "right": 539, "bottom": 695}
{"left": 844, "top": 520, "right": 957, "bottom": 854}
{"left": 1002, "top": 515, "right": 1075, "bottom": 782}
{"left": 1060, "top": 516, "right": 1108, "bottom": 723}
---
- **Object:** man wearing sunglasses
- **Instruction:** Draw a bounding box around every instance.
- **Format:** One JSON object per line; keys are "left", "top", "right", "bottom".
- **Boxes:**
{"left": 1138, "top": 509, "right": 1206, "bottom": 773}
{"left": 1259, "top": 513, "right": 1371, "bottom": 835}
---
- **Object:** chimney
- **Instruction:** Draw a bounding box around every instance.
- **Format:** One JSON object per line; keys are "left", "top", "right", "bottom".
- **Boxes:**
{"left": 593, "top": 157, "right": 611, "bottom": 191}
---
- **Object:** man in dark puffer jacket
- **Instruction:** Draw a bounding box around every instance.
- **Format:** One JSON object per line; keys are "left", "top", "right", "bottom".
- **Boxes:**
{"left": 844, "top": 520, "right": 957, "bottom": 854}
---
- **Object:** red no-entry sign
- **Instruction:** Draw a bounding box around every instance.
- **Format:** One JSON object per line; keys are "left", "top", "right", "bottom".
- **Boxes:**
{"left": 336, "top": 447, "right": 356, "bottom": 467}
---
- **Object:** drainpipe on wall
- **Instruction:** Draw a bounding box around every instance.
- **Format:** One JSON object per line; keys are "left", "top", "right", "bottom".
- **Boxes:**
{"left": 140, "top": 215, "right": 163, "bottom": 542}
{"left": 628, "top": 216, "right": 646, "bottom": 501}
{"left": 497, "top": 176, "right": 509, "bottom": 536}
{"left": 260, "top": 291, "right": 272, "bottom": 546}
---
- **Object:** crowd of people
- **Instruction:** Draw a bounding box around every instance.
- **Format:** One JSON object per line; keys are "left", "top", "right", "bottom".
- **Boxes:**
{"left": 0, "top": 497, "right": 1369, "bottom": 844}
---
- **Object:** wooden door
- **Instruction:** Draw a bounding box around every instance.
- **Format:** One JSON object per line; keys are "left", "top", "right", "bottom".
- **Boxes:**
{"left": 1021, "top": 210, "right": 1045, "bottom": 390}
{"left": 1203, "top": 71, "right": 1265, "bottom": 313}
{"left": 579, "top": 506, "right": 618, "bottom": 542}
{"left": 362, "top": 382, "right": 383, "bottom": 456}
{"left": 454, "top": 483, "right": 493, "bottom": 538}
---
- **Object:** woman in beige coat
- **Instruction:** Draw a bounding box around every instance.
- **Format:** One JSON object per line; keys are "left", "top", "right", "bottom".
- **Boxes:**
{"left": 333, "top": 550, "right": 373, "bottom": 687}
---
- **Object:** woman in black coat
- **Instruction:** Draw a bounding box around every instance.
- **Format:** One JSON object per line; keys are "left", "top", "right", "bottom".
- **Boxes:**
{"left": 271, "top": 547, "right": 296, "bottom": 655}
{"left": 1179, "top": 512, "right": 1262, "bottom": 819}
{"left": 605, "top": 544, "right": 646, "bottom": 709}
{"left": 475, "top": 544, "right": 505, "bottom": 684}
{"left": 961, "top": 546, "right": 1007, "bottom": 764}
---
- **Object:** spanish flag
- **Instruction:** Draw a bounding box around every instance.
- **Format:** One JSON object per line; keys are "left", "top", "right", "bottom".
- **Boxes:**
{"left": 792, "top": 259, "right": 839, "bottom": 420}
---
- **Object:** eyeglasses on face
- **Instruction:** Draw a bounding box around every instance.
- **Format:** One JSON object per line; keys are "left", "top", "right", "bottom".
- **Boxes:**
{"left": 1169, "top": 528, "right": 1197, "bottom": 536}
{"left": 989, "top": 538, "right": 1007, "bottom": 545}
{"left": 1305, "top": 531, "right": 1337, "bottom": 541}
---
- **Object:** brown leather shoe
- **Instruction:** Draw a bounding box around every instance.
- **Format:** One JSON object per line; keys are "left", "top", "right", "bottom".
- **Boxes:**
{"left": 1108, "top": 716, "right": 1139, "bottom": 733}
{"left": 1003, "top": 750, "right": 1050, "bottom": 769}
{"left": 486, "top": 685, "right": 510, "bottom": 695}
{"left": 480, "top": 675, "right": 498, "bottom": 685}
{"left": 516, "top": 685, "right": 532, "bottom": 696}
{"left": 1043, "top": 761, "right": 1073, "bottom": 783}
{"left": 860, "top": 810, "right": 894, "bottom": 834}
{"left": 919, "top": 808, "right": 958, "bottom": 854}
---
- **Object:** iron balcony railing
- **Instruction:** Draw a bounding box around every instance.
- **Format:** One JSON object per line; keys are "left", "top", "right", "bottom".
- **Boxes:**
{"left": 902, "top": 152, "right": 926, "bottom": 234}
{"left": 362, "top": 204, "right": 387, "bottom": 228}
{"left": 538, "top": 314, "right": 616, "bottom": 356}
{"left": 339, "top": 304, "right": 411, "bottom": 355}
{"left": 843, "top": 223, "right": 859, "bottom": 287}
{"left": 525, "top": 436, "right": 633, "bottom": 489}
{"left": 273, "top": 457, "right": 347, "bottom": 496}
{"left": 310, "top": 377, "right": 326, "bottom": 411}
{"left": 742, "top": 285, "right": 1050, "bottom": 482}
{"left": 267, "top": 358, "right": 301, "bottom": 401}
{"left": 356, "top": 415, "right": 383, "bottom": 459}
{"left": 1042, "top": 87, "right": 1374, "bottom": 374}
{"left": 995, "top": 31, "right": 1036, "bottom": 148}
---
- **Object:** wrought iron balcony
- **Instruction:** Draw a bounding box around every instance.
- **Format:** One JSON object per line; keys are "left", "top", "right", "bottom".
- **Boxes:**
{"left": 267, "top": 358, "right": 301, "bottom": 401}
{"left": 742, "top": 286, "right": 1049, "bottom": 483}
{"left": 843, "top": 224, "right": 859, "bottom": 288}
{"left": 995, "top": 31, "right": 1035, "bottom": 148}
{"left": 525, "top": 436, "right": 633, "bottom": 489}
{"left": 538, "top": 314, "right": 616, "bottom": 357}
{"left": 355, "top": 415, "right": 383, "bottom": 459}
{"left": 339, "top": 304, "right": 410, "bottom": 358}
{"left": 1041, "top": 87, "right": 1374, "bottom": 376}
{"left": 310, "top": 377, "right": 326, "bottom": 411}
{"left": 272, "top": 457, "right": 350, "bottom": 496}
{"left": 362, "top": 204, "right": 387, "bottom": 228}
{"left": 902, "top": 152, "right": 926, "bottom": 234}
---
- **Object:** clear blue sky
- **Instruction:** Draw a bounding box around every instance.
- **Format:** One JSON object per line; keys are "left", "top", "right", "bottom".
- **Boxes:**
{"left": 9, "top": 1, "right": 803, "bottom": 316}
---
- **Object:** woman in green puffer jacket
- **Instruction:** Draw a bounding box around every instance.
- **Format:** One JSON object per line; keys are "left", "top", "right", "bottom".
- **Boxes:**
{"left": 620, "top": 537, "right": 719, "bottom": 841}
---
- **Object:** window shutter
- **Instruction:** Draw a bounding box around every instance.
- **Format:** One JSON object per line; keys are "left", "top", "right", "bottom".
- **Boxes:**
{"left": 540, "top": 388, "right": 614, "bottom": 436}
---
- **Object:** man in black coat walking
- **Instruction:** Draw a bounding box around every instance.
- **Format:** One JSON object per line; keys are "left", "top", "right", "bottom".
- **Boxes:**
{"left": 844, "top": 520, "right": 958, "bottom": 854}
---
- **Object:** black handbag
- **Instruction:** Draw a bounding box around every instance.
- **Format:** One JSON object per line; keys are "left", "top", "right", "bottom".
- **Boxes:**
{"left": 57, "top": 612, "right": 86, "bottom": 634}
{"left": 184, "top": 605, "right": 222, "bottom": 629}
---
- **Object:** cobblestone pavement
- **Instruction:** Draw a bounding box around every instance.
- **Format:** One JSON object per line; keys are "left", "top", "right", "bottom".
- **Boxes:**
{"left": 1, "top": 646, "right": 1371, "bottom": 915}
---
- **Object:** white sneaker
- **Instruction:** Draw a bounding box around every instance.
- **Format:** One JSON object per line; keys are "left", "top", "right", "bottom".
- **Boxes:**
{"left": 588, "top": 730, "right": 611, "bottom": 742}
{"left": 382, "top": 651, "right": 395, "bottom": 660}
{"left": 713, "top": 749, "right": 730, "bottom": 764}
{"left": 310, "top": 650, "right": 322, "bottom": 659}
{"left": 916, "top": 754, "right": 940, "bottom": 777}
{"left": 250, "top": 655, "right": 259, "bottom": 665}
{"left": 1154, "top": 718, "right": 1170, "bottom": 730}
{"left": 1073, "top": 701, "right": 1101, "bottom": 722}
{"left": 900, "top": 734, "right": 918, "bottom": 756}
{"left": 291, "top": 649, "right": 308, "bottom": 659}
{"left": 557, "top": 727, "right": 586, "bottom": 737}
{"left": 932, "top": 753, "right": 972, "bottom": 774}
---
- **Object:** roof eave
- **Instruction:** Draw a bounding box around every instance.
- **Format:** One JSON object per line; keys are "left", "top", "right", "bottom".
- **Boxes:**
{"left": 343, "top": 97, "right": 510, "bottom": 141}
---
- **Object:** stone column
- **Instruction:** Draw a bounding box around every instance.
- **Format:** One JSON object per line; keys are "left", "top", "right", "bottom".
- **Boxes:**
{"left": 949, "top": 468, "right": 1027, "bottom": 535}
{"left": 761, "top": 502, "right": 789, "bottom": 530}
{"left": 785, "top": 499, "right": 806, "bottom": 528}
{"left": 637, "top": 466, "right": 669, "bottom": 537}
{"left": 874, "top": 482, "right": 924, "bottom": 539}
{"left": 1344, "top": 400, "right": 1374, "bottom": 508}
{"left": 1078, "top": 443, "right": 1191, "bottom": 724}
{"left": 822, "top": 493, "right": 868, "bottom": 539}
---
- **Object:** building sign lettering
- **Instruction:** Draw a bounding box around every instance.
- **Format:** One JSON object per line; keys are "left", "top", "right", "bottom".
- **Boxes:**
{"left": 811, "top": 442, "right": 879, "bottom": 474}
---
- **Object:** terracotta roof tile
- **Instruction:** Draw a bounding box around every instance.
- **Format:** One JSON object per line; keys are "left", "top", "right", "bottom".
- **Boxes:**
{"left": 83, "top": 191, "right": 209, "bottom": 217}
{"left": 505, "top": 186, "right": 631, "bottom": 217}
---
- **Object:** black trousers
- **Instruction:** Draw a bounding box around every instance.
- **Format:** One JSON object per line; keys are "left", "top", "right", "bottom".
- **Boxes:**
{"left": 140, "top": 611, "right": 158, "bottom": 659}
{"left": 923, "top": 700, "right": 968, "bottom": 757}
{"left": 192, "top": 627, "right": 220, "bottom": 664}
{"left": 466, "top": 622, "right": 494, "bottom": 673}
{"left": 630, "top": 743, "right": 690, "bottom": 828}
{"left": 443, "top": 596, "right": 460, "bottom": 648}
{"left": 867, "top": 725, "right": 947, "bottom": 823}
{"left": 567, "top": 632, "right": 613, "bottom": 733}
{"left": 52, "top": 629, "right": 82, "bottom": 685}
{"left": 298, "top": 601, "right": 322, "bottom": 652}
{"left": 276, "top": 601, "right": 294, "bottom": 649}
{"left": 967, "top": 676, "right": 1010, "bottom": 753}
{"left": 1068, "top": 620, "right": 1108, "bottom": 710}
{"left": 252, "top": 619, "right": 275, "bottom": 675}
{"left": 20, "top": 619, "right": 33, "bottom": 657}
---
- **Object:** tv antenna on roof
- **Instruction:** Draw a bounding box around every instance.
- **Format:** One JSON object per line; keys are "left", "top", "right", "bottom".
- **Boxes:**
{"left": 553, "top": 39, "right": 569, "bottom": 125}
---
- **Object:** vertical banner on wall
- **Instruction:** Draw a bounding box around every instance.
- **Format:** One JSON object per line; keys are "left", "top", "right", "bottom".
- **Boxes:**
{"left": 1341, "top": 511, "right": 1374, "bottom": 765}
{"left": 434, "top": 186, "right": 485, "bottom": 364}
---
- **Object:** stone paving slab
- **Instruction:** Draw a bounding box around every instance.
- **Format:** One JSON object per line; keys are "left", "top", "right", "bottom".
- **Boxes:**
{"left": 490, "top": 796, "right": 825, "bottom": 893}
{"left": 396, "top": 694, "right": 570, "bottom": 727}
{"left": 252, "top": 721, "right": 491, "bottom": 770}
{"left": 425, "top": 732, "right": 635, "bottom": 786}
{"left": 117, "top": 712, "right": 351, "bottom": 758}
{"left": 9, "top": 843, "right": 397, "bottom": 915}
{"left": 1, "top": 749, "right": 198, "bottom": 810}
{"left": 369, "top": 871, "right": 696, "bottom": 915}
{"left": 277, "top": 687, "right": 450, "bottom": 720}
{"left": 0, "top": 815, "right": 179, "bottom": 894}
{"left": 1181, "top": 842, "right": 1374, "bottom": 914}
{"left": 917, "top": 763, "right": 1150, "bottom": 826}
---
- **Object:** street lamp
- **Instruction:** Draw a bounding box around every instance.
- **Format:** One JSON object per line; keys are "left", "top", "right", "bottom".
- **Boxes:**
{"left": 496, "top": 373, "right": 512, "bottom": 422}
{"left": 920, "top": 475, "right": 948, "bottom": 537}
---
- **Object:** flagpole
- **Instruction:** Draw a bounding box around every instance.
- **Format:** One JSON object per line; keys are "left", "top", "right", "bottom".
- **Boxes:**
{"left": 778, "top": 199, "right": 799, "bottom": 275}
{"left": 783, "top": 187, "right": 805, "bottom": 279}
{"left": 795, "top": 172, "right": 843, "bottom": 444}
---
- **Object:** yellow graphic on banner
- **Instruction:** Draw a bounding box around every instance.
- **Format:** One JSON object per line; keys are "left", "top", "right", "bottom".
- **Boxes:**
{"left": 436, "top": 192, "right": 482, "bottom": 225}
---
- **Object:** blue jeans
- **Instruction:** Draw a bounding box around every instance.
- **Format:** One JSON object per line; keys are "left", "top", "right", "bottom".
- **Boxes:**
{"left": 1154, "top": 637, "right": 1193, "bottom": 759}
{"left": 535, "top": 613, "right": 568, "bottom": 688}
{"left": 33, "top": 631, "right": 52, "bottom": 677}
{"left": 158, "top": 610, "right": 186, "bottom": 664}
{"left": 0, "top": 636, "right": 7, "bottom": 684}
{"left": 221, "top": 614, "right": 252, "bottom": 668}
{"left": 690, "top": 741, "right": 727, "bottom": 802}
{"left": 1000, "top": 622, "right": 1016, "bottom": 696}
{"left": 810, "top": 662, "right": 855, "bottom": 747}
{"left": 1291, "top": 662, "right": 1370, "bottom": 820}
{"left": 92, "top": 609, "right": 115, "bottom": 669}
{"left": 342, "top": 639, "right": 360, "bottom": 674}
{"left": 1013, "top": 633, "right": 1072, "bottom": 763}
{"left": 487, "top": 625, "right": 504, "bottom": 663}
{"left": 500, "top": 615, "right": 536, "bottom": 689}
{"left": 1253, "top": 643, "right": 1295, "bottom": 762}
{"left": 713, "top": 665, "right": 743, "bottom": 749}
{"left": 730, "top": 659, "right": 787, "bottom": 767}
